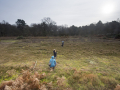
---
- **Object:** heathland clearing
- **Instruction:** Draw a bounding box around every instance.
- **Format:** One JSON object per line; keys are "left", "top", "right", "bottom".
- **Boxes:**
{"left": 0, "top": 37, "right": 120, "bottom": 90}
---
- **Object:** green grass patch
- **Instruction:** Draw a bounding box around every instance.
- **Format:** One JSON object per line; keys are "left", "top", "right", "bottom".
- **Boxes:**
{"left": 0, "top": 37, "right": 120, "bottom": 89}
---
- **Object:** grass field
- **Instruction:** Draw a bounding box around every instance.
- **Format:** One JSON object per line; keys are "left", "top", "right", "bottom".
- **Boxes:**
{"left": 0, "top": 37, "right": 120, "bottom": 90}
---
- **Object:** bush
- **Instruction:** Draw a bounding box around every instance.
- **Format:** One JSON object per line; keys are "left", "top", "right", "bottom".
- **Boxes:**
{"left": 17, "top": 36, "right": 24, "bottom": 39}
{"left": 115, "top": 34, "right": 120, "bottom": 39}
{"left": 106, "top": 33, "right": 116, "bottom": 38}
{"left": 0, "top": 70, "right": 48, "bottom": 90}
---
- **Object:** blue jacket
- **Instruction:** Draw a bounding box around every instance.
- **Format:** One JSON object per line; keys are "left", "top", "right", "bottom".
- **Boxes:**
{"left": 49, "top": 56, "right": 56, "bottom": 67}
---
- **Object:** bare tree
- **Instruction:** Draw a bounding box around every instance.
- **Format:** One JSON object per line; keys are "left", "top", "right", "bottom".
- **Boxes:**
{"left": 41, "top": 17, "right": 56, "bottom": 36}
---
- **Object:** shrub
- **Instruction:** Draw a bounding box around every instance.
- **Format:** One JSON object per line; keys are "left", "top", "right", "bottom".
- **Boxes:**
{"left": 114, "top": 84, "right": 120, "bottom": 90}
{"left": 100, "top": 76, "right": 118, "bottom": 89}
{"left": 105, "top": 33, "right": 116, "bottom": 38}
{"left": 17, "top": 36, "right": 24, "bottom": 39}
{"left": 115, "top": 34, "right": 120, "bottom": 39}
{"left": 0, "top": 69, "right": 48, "bottom": 90}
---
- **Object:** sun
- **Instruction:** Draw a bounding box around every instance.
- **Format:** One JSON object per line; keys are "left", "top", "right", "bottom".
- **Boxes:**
{"left": 101, "top": 2, "right": 115, "bottom": 15}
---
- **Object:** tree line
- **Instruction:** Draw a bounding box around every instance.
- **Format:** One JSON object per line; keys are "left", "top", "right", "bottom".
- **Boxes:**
{"left": 0, "top": 17, "right": 120, "bottom": 38}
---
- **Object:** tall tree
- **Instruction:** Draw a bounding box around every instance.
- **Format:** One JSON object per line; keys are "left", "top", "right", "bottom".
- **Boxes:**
{"left": 16, "top": 19, "right": 26, "bottom": 35}
{"left": 16, "top": 19, "right": 26, "bottom": 30}
{"left": 41, "top": 17, "right": 56, "bottom": 36}
{"left": 96, "top": 20, "right": 104, "bottom": 34}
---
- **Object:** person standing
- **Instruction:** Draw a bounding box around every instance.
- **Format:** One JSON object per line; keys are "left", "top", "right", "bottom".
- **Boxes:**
{"left": 49, "top": 56, "right": 56, "bottom": 70}
{"left": 53, "top": 49, "right": 57, "bottom": 59}
{"left": 61, "top": 41, "right": 64, "bottom": 47}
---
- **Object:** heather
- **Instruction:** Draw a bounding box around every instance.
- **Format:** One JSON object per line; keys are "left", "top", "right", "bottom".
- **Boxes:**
{"left": 0, "top": 37, "right": 120, "bottom": 90}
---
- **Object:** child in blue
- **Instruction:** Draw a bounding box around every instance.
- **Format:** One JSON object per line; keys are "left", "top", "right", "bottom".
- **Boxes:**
{"left": 49, "top": 56, "right": 56, "bottom": 70}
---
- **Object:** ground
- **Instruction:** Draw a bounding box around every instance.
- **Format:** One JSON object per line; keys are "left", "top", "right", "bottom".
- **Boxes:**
{"left": 0, "top": 37, "right": 120, "bottom": 90}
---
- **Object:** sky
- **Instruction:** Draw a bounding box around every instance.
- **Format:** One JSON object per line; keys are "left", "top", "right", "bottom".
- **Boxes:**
{"left": 0, "top": 0, "right": 120, "bottom": 27}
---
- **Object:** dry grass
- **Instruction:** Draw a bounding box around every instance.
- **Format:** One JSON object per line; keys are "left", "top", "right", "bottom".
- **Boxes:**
{"left": 0, "top": 70, "right": 48, "bottom": 90}
{"left": 0, "top": 37, "right": 120, "bottom": 90}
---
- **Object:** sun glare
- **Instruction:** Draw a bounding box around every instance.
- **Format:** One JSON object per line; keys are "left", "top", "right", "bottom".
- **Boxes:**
{"left": 101, "top": 2, "right": 115, "bottom": 15}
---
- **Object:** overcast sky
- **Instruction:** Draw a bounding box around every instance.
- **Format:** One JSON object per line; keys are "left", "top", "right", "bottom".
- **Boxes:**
{"left": 0, "top": 0, "right": 120, "bottom": 27}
